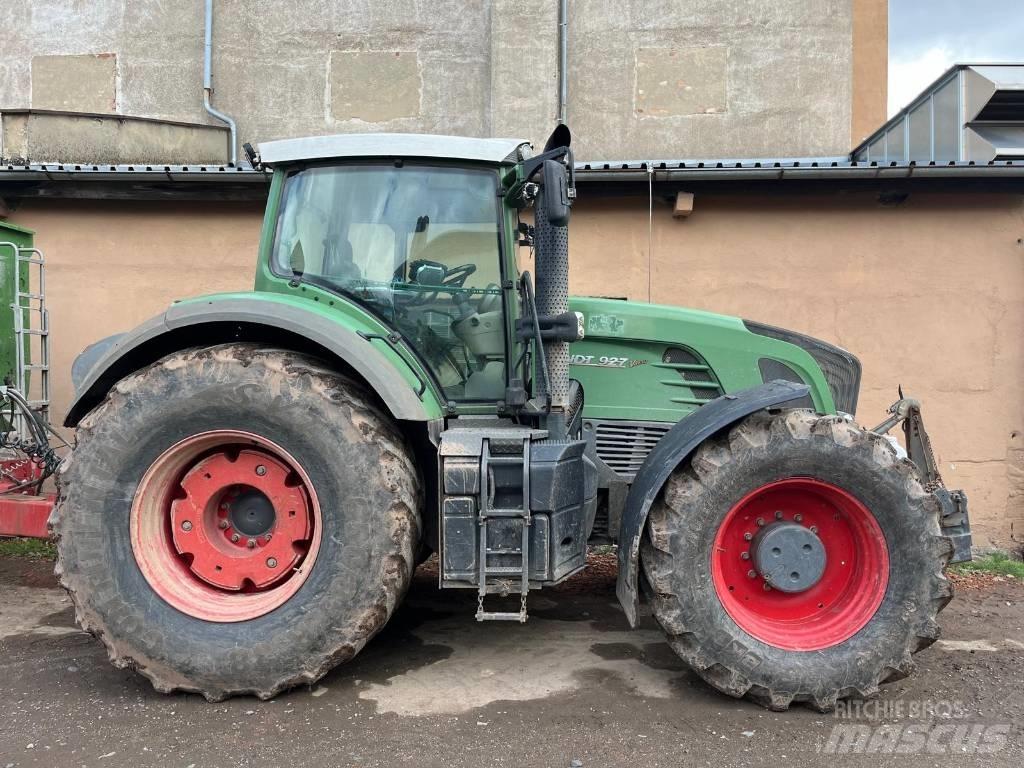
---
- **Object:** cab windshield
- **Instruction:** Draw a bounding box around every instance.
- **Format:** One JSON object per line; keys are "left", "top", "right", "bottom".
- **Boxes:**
{"left": 271, "top": 164, "right": 507, "bottom": 402}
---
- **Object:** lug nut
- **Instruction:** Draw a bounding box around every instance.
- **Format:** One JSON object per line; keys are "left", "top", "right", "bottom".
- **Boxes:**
{"left": 247, "top": 538, "right": 256, "bottom": 549}
{"left": 794, "top": 513, "right": 803, "bottom": 523}
{"left": 763, "top": 582, "right": 772, "bottom": 591}
{"left": 181, "top": 521, "right": 193, "bottom": 532}
{"left": 266, "top": 557, "right": 278, "bottom": 568}
{"left": 740, "top": 551, "right": 750, "bottom": 560}
{"left": 255, "top": 465, "right": 267, "bottom": 476}
{"left": 231, "top": 533, "right": 240, "bottom": 543}
{"left": 755, "top": 517, "right": 765, "bottom": 527}
{"left": 743, "top": 532, "right": 753, "bottom": 541}
{"left": 264, "top": 533, "right": 273, "bottom": 542}
{"left": 747, "top": 569, "right": 757, "bottom": 578}
{"left": 810, "top": 525, "right": 819, "bottom": 534}
{"left": 775, "top": 510, "right": 783, "bottom": 520}
{"left": 218, "top": 520, "right": 229, "bottom": 530}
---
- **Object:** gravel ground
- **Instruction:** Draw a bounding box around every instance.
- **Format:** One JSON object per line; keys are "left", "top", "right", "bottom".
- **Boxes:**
{"left": 0, "top": 553, "right": 1021, "bottom": 768}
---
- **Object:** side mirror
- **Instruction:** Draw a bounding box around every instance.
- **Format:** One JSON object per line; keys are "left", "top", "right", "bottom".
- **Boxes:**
{"left": 542, "top": 158, "right": 571, "bottom": 227}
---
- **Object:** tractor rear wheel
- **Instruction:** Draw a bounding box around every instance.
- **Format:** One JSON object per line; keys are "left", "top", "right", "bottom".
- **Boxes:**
{"left": 52, "top": 343, "right": 421, "bottom": 700}
{"left": 641, "top": 409, "right": 953, "bottom": 711}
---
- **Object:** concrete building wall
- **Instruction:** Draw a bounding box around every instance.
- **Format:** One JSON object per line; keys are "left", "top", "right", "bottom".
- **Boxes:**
{"left": 0, "top": 111, "right": 230, "bottom": 165}
{"left": 0, "top": 1, "right": 883, "bottom": 161}
{"left": 568, "top": 0, "right": 855, "bottom": 158}
{"left": 9, "top": 189, "right": 1023, "bottom": 546}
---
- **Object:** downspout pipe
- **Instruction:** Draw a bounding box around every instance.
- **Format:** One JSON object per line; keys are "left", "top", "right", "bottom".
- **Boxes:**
{"left": 557, "top": 0, "right": 568, "bottom": 124}
{"left": 203, "top": 0, "right": 238, "bottom": 166}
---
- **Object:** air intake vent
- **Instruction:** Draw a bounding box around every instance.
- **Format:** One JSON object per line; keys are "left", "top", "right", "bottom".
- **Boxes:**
{"left": 652, "top": 346, "right": 724, "bottom": 405}
{"left": 591, "top": 420, "right": 673, "bottom": 479}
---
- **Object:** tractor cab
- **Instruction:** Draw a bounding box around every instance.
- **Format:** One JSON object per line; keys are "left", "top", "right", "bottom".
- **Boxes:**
{"left": 256, "top": 134, "right": 539, "bottom": 407}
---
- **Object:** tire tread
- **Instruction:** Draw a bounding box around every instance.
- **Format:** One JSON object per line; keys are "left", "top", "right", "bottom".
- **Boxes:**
{"left": 641, "top": 409, "right": 953, "bottom": 711}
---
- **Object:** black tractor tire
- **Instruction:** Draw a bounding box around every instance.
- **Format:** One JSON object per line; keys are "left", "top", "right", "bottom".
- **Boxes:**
{"left": 52, "top": 343, "right": 422, "bottom": 701}
{"left": 640, "top": 409, "right": 953, "bottom": 711}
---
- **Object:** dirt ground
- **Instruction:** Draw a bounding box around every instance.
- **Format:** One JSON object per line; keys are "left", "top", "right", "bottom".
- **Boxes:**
{"left": 0, "top": 554, "right": 1021, "bottom": 768}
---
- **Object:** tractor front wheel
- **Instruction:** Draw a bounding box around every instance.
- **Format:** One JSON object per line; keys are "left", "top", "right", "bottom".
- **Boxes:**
{"left": 641, "top": 409, "right": 953, "bottom": 711}
{"left": 52, "top": 344, "right": 421, "bottom": 700}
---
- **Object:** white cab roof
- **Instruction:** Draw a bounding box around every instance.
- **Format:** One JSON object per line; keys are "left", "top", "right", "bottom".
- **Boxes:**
{"left": 258, "top": 133, "right": 530, "bottom": 166}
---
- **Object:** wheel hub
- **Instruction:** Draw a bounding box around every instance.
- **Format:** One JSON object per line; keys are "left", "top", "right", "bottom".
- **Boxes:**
{"left": 131, "top": 430, "right": 322, "bottom": 623}
{"left": 710, "top": 478, "right": 889, "bottom": 651}
{"left": 751, "top": 521, "right": 827, "bottom": 593}
{"left": 168, "top": 448, "right": 312, "bottom": 592}
{"left": 226, "top": 488, "right": 276, "bottom": 537}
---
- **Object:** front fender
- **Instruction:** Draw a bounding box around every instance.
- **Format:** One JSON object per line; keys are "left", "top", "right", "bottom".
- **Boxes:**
{"left": 615, "top": 380, "right": 811, "bottom": 626}
{"left": 64, "top": 295, "right": 435, "bottom": 426}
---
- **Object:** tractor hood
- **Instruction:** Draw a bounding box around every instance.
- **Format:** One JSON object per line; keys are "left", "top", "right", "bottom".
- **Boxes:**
{"left": 566, "top": 296, "right": 849, "bottom": 423}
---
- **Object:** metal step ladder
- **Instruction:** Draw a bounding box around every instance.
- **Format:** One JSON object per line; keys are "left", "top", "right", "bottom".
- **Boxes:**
{"left": 475, "top": 437, "right": 532, "bottom": 622}
{"left": 6, "top": 244, "right": 50, "bottom": 436}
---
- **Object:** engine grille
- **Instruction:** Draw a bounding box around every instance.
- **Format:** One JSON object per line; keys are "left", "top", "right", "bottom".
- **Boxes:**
{"left": 591, "top": 420, "right": 673, "bottom": 479}
{"left": 744, "top": 320, "right": 862, "bottom": 415}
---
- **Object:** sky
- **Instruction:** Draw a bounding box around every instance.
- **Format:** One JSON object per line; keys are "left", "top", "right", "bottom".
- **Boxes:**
{"left": 888, "top": 0, "right": 1024, "bottom": 115}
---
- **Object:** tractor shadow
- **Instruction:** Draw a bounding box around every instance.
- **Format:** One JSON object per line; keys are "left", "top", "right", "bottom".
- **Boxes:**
{"left": 320, "top": 551, "right": 718, "bottom": 715}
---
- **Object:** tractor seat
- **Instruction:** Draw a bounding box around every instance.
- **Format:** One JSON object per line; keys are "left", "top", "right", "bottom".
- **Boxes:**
{"left": 322, "top": 238, "right": 361, "bottom": 282}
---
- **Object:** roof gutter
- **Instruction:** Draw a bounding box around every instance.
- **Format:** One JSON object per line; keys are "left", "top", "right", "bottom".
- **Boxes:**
{"left": 573, "top": 160, "right": 1024, "bottom": 183}
{"left": 203, "top": 0, "right": 238, "bottom": 166}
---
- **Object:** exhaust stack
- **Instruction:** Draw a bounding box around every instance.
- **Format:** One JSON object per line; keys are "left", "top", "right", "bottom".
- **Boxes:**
{"left": 530, "top": 124, "right": 575, "bottom": 430}
{"left": 533, "top": 186, "right": 571, "bottom": 410}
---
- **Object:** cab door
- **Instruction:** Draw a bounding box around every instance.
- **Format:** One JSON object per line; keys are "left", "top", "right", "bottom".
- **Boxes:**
{"left": 270, "top": 162, "right": 510, "bottom": 403}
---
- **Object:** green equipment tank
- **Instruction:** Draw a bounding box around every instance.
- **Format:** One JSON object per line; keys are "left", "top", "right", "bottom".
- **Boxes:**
{"left": 0, "top": 221, "right": 33, "bottom": 389}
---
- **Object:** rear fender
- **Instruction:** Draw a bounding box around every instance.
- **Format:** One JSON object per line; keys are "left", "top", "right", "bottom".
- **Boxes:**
{"left": 615, "top": 380, "right": 811, "bottom": 626}
{"left": 64, "top": 296, "right": 434, "bottom": 426}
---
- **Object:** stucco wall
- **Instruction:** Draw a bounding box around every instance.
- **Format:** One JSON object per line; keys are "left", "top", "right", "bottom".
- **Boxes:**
{"left": 12, "top": 199, "right": 262, "bottom": 439}
{"left": 0, "top": 1, "right": 878, "bottom": 160}
{"left": 10, "top": 188, "right": 1021, "bottom": 546}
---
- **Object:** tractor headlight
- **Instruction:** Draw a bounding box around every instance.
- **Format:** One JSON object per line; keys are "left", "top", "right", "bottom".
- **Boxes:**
{"left": 744, "top": 321, "right": 862, "bottom": 415}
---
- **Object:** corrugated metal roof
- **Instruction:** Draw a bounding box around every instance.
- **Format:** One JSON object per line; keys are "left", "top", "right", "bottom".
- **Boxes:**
{"left": 2, "top": 157, "right": 1023, "bottom": 194}
{"left": 574, "top": 158, "right": 1024, "bottom": 181}
{"left": 0, "top": 163, "right": 268, "bottom": 182}
{"left": 4, "top": 157, "right": 1024, "bottom": 180}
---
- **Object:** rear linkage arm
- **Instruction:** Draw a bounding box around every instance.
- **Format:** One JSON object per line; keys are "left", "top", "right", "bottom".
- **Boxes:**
{"left": 871, "top": 394, "right": 972, "bottom": 562}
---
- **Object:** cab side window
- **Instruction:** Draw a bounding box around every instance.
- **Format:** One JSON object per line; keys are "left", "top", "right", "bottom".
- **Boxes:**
{"left": 272, "top": 164, "right": 507, "bottom": 402}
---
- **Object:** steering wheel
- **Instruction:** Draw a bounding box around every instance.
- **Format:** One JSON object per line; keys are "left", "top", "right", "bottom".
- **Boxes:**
{"left": 399, "top": 260, "right": 479, "bottom": 309}
{"left": 442, "top": 263, "right": 477, "bottom": 288}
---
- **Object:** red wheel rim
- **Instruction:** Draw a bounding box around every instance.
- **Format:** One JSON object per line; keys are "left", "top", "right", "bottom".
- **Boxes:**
{"left": 711, "top": 478, "right": 888, "bottom": 651}
{"left": 131, "top": 430, "right": 322, "bottom": 623}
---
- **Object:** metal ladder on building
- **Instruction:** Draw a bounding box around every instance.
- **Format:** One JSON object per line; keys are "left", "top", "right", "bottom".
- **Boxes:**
{"left": 475, "top": 437, "right": 532, "bottom": 623}
{"left": 3, "top": 243, "right": 50, "bottom": 437}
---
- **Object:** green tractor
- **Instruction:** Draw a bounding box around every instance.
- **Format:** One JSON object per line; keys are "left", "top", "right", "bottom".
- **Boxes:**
{"left": 53, "top": 127, "right": 971, "bottom": 710}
